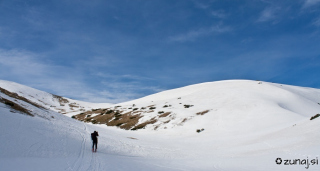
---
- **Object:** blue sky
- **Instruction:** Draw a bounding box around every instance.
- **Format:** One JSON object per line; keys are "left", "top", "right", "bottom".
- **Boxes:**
{"left": 0, "top": 0, "right": 320, "bottom": 103}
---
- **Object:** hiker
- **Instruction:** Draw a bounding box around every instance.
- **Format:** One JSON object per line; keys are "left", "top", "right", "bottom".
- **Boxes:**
{"left": 91, "top": 131, "right": 99, "bottom": 152}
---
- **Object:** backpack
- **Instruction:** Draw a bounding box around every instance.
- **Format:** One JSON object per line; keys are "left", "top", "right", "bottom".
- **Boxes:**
{"left": 91, "top": 133, "right": 95, "bottom": 140}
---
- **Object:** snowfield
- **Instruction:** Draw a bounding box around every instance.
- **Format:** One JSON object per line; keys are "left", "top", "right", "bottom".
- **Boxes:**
{"left": 0, "top": 80, "right": 319, "bottom": 171}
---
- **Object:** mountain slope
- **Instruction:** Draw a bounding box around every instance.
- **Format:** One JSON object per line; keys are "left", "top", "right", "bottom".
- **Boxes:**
{"left": 76, "top": 80, "right": 320, "bottom": 136}
{"left": 1, "top": 79, "right": 320, "bottom": 135}
{"left": 0, "top": 98, "right": 181, "bottom": 171}
{"left": 0, "top": 80, "right": 111, "bottom": 116}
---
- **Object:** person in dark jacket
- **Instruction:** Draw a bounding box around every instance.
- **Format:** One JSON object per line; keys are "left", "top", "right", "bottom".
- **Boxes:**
{"left": 91, "top": 131, "right": 99, "bottom": 152}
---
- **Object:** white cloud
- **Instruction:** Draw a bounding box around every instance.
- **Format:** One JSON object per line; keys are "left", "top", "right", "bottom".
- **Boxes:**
{"left": 257, "top": 7, "right": 279, "bottom": 22}
{"left": 168, "top": 25, "right": 232, "bottom": 42}
{"left": 194, "top": 2, "right": 211, "bottom": 9}
{"left": 0, "top": 49, "right": 166, "bottom": 103}
{"left": 0, "top": 49, "right": 90, "bottom": 98}
{"left": 0, "top": 48, "right": 158, "bottom": 103}
{"left": 99, "top": 81, "right": 164, "bottom": 103}
{"left": 95, "top": 72, "right": 155, "bottom": 81}
{"left": 211, "top": 10, "right": 227, "bottom": 19}
{"left": 0, "top": 49, "right": 48, "bottom": 77}
{"left": 76, "top": 55, "right": 118, "bottom": 68}
{"left": 302, "top": 0, "right": 320, "bottom": 8}
{"left": 313, "top": 17, "right": 320, "bottom": 26}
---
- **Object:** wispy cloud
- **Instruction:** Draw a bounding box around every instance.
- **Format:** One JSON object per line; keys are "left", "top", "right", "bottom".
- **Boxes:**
{"left": 193, "top": 1, "right": 211, "bottom": 9}
{"left": 257, "top": 7, "right": 280, "bottom": 22}
{"left": 91, "top": 73, "right": 163, "bottom": 103}
{"left": 95, "top": 72, "right": 155, "bottom": 81}
{"left": 0, "top": 49, "right": 91, "bottom": 99}
{"left": 211, "top": 10, "right": 227, "bottom": 19}
{"left": 99, "top": 81, "right": 164, "bottom": 103}
{"left": 0, "top": 48, "right": 160, "bottom": 103}
{"left": 0, "top": 49, "right": 49, "bottom": 77}
{"left": 302, "top": 0, "right": 320, "bottom": 8}
{"left": 313, "top": 17, "right": 320, "bottom": 26}
{"left": 0, "top": 27, "right": 3, "bottom": 37}
{"left": 168, "top": 24, "right": 232, "bottom": 42}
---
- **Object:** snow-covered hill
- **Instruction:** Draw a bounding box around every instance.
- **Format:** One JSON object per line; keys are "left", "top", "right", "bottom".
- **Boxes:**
{"left": 0, "top": 80, "right": 111, "bottom": 116}
{"left": 1, "top": 79, "right": 320, "bottom": 170}
{"left": 76, "top": 80, "right": 320, "bottom": 135}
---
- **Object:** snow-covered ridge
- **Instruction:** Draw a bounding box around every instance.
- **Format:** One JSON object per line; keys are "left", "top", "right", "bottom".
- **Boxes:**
{"left": 74, "top": 80, "right": 320, "bottom": 135}
{"left": 0, "top": 80, "right": 111, "bottom": 116}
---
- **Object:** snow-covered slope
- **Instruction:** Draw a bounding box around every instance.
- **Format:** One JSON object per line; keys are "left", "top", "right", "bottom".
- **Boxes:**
{"left": 80, "top": 80, "right": 320, "bottom": 135}
{"left": 0, "top": 99, "right": 180, "bottom": 171}
{"left": 0, "top": 80, "right": 111, "bottom": 116}
{"left": 1, "top": 79, "right": 320, "bottom": 170}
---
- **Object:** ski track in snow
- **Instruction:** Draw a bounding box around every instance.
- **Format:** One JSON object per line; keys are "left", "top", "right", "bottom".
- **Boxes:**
{"left": 68, "top": 122, "right": 102, "bottom": 171}
{"left": 66, "top": 122, "right": 91, "bottom": 171}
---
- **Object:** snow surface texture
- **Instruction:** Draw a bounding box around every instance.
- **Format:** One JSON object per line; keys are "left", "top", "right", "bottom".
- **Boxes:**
{"left": 0, "top": 80, "right": 320, "bottom": 171}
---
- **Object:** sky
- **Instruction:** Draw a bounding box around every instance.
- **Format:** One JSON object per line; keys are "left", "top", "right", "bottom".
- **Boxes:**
{"left": 0, "top": 0, "right": 320, "bottom": 103}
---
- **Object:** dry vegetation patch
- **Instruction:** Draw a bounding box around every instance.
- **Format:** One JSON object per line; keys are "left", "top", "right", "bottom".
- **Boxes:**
{"left": 0, "top": 97, "right": 34, "bottom": 117}
{"left": 181, "top": 118, "right": 188, "bottom": 123}
{"left": 110, "top": 112, "right": 143, "bottom": 130}
{"left": 184, "top": 104, "right": 194, "bottom": 108}
{"left": 73, "top": 105, "right": 174, "bottom": 130}
{"left": 68, "top": 103, "right": 79, "bottom": 108}
{"left": 196, "top": 110, "right": 209, "bottom": 115}
{"left": 131, "top": 118, "right": 158, "bottom": 130}
{"left": 310, "top": 114, "right": 320, "bottom": 120}
{"left": 0, "top": 87, "right": 45, "bottom": 109}
{"left": 52, "top": 95, "right": 69, "bottom": 105}
{"left": 127, "top": 137, "right": 138, "bottom": 140}
{"left": 73, "top": 109, "right": 144, "bottom": 130}
{"left": 159, "top": 112, "right": 171, "bottom": 118}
